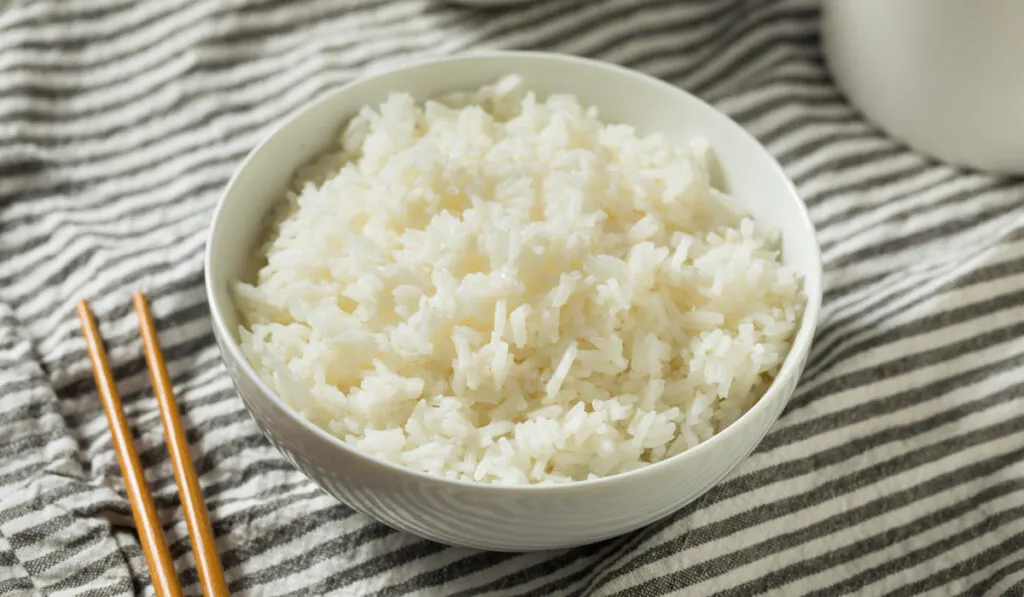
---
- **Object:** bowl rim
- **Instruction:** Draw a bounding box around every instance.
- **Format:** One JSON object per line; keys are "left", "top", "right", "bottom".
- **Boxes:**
{"left": 204, "top": 49, "right": 823, "bottom": 495}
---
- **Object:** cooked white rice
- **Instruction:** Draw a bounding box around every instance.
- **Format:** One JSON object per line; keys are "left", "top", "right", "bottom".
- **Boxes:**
{"left": 234, "top": 75, "right": 803, "bottom": 486}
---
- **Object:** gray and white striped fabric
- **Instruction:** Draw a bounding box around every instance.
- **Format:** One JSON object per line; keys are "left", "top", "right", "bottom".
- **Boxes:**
{"left": 3, "top": 0, "right": 1024, "bottom": 595}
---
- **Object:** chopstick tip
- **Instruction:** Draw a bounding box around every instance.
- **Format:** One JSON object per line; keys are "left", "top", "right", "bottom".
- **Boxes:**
{"left": 74, "top": 299, "right": 92, "bottom": 318}
{"left": 131, "top": 291, "right": 149, "bottom": 309}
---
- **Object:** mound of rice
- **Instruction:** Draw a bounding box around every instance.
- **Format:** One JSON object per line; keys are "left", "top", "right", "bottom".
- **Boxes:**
{"left": 234, "top": 75, "right": 804, "bottom": 485}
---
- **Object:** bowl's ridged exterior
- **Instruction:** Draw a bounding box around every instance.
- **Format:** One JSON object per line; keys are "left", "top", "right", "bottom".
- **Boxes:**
{"left": 218, "top": 328, "right": 810, "bottom": 551}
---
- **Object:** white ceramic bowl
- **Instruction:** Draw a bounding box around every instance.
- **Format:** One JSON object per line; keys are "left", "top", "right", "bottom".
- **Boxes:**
{"left": 205, "top": 52, "right": 822, "bottom": 551}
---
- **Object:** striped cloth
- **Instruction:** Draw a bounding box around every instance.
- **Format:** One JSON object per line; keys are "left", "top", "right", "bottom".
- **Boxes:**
{"left": 3, "top": 0, "right": 1024, "bottom": 594}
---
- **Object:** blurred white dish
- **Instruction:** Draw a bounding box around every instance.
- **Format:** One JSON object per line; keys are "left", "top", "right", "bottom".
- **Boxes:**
{"left": 205, "top": 51, "right": 822, "bottom": 551}
{"left": 823, "top": 0, "right": 1024, "bottom": 174}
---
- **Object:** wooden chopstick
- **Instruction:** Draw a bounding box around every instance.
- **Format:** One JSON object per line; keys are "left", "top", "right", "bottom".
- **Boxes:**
{"left": 75, "top": 301, "right": 185, "bottom": 597}
{"left": 133, "top": 292, "right": 229, "bottom": 597}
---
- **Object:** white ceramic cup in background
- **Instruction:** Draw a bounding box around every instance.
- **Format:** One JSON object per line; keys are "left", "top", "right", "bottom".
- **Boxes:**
{"left": 822, "top": 0, "right": 1024, "bottom": 175}
{"left": 205, "top": 52, "right": 822, "bottom": 551}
